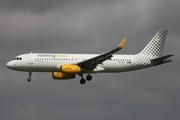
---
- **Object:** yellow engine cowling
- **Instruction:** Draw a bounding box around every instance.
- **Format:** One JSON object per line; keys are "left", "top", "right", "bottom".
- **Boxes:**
{"left": 52, "top": 72, "right": 75, "bottom": 80}
{"left": 60, "top": 64, "right": 82, "bottom": 74}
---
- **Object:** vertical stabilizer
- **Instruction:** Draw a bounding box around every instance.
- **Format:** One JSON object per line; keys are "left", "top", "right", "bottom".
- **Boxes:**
{"left": 128, "top": 30, "right": 169, "bottom": 70}
{"left": 140, "top": 30, "right": 168, "bottom": 57}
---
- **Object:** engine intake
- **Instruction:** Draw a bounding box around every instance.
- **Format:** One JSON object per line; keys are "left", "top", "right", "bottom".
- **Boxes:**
{"left": 52, "top": 72, "right": 75, "bottom": 80}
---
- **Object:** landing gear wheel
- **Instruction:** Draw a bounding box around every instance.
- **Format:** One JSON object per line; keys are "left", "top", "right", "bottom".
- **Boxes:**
{"left": 86, "top": 75, "right": 92, "bottom": 81}
{"left": 80, "top": 79, "right": 86, "bottom": 84}
{"left": 27, "top": 78, "right": 31, "bottom": 82}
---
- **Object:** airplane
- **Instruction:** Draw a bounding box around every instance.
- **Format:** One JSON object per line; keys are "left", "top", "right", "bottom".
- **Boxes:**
{"left": 6, "top": 30, "right": 173, "bottom": 84}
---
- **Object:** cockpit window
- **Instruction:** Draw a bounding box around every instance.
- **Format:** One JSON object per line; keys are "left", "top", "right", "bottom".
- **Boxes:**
{"left": 13, "top": 57, "right": 22, "bottom": 60}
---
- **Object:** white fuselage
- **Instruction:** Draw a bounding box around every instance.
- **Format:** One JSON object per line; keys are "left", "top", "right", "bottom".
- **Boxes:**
{"left": 7, "top": 53, "right": 138, "bottom": 73}
{"left": 6, "top": 30, "right": 172, "bottom": 84}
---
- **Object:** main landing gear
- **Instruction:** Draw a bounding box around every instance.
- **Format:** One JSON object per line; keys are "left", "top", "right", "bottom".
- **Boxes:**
{"left": 79, "top": 74, "right": 92, "bottom": 85}
{"left": 27, "top": 72, "right": 32, "bottom": 82}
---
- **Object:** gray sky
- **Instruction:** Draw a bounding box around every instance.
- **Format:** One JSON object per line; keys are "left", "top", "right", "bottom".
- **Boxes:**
{"left": 0, "top": 0, "right": 180, "bottom": 120}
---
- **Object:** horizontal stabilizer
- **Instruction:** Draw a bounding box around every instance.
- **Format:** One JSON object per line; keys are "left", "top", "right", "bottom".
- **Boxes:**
{"left": 151, "top": 54, "right": 174, "bottom": 62}
{"left": 151, "top": 54, "right": 174, "bottom": 65}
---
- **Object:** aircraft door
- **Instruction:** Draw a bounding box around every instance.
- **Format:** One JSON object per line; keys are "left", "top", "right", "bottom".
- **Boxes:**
{"left": 28, "top": 53, "right": 33, "bottom": 64}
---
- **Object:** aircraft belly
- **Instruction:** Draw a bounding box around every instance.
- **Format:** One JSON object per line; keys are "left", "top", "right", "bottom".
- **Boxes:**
{"left": 33, "top": 62, "right": 58, "bottom": 72}
{"left": 99, "top": 62, "right": 131, "bottom": 72}
{"left": 16, "top": 62, "right": 58, "bottom": 72}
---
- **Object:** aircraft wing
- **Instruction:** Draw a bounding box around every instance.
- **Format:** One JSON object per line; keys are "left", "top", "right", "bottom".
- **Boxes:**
{"left": 76, "top": 37, "right": 127, "bottom": 71}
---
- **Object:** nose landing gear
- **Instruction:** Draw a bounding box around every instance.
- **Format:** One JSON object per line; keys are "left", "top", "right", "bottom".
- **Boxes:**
{"left": 27, "top": 72, "right": 32, "bottom": 82}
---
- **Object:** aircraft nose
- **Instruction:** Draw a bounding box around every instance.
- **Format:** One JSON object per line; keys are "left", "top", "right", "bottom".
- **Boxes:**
{"left": 6, "top": 61, "right": 13, "bottom": 69}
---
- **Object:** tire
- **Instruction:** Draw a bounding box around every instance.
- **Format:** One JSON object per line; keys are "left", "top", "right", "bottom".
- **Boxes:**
{"left": 80, "top": 79, "right": 86, "bottom": 84}
{"left": 27, "top": 78, "right": 31, "bottom": 82}
{"left": 86, "top": 75, "right": 92, "bottom": 81}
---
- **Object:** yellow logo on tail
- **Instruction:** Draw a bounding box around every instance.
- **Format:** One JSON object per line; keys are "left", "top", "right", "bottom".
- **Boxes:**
{"left": 155, "top": 37, "right": 159, "bottom": 42}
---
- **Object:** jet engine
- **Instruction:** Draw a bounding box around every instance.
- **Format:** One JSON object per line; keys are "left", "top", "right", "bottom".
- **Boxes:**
{"left": 60, "top": 64, "right": 82, "bottom": 74}
{"left": 52, "top": 72, "right": 75, "bottom": 80}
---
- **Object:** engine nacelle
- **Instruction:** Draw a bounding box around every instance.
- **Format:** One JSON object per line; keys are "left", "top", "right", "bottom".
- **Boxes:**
{"left": 52, "top": 72, "right": 75, "bottom": 80}
{"left": 60, "top": 64, "right": 82, "bottom": 74}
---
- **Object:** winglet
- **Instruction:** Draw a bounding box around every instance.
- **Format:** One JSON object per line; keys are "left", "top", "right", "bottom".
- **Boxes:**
{"left": 119, "top": 37, "right": 127, "bottom": 49}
